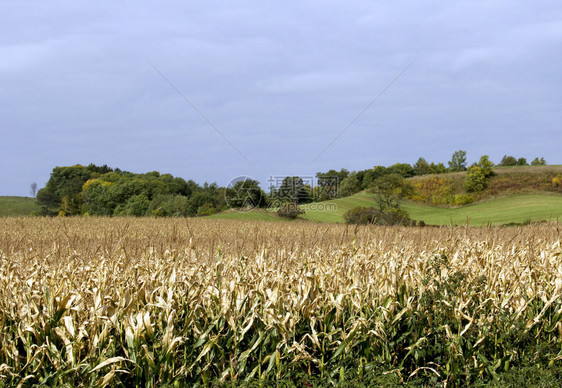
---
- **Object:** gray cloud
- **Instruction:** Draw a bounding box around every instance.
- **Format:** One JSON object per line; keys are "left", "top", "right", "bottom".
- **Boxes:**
{"left": 1, "top": 1, "right": 561, "bottom": 195}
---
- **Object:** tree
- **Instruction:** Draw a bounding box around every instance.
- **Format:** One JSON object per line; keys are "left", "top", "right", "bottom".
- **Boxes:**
{"left": 358, "top": 166, "right": 389, "bottom": 190}
{"left": 315, "top": 169, "right": 349, "bottom": 200}
{"left": 531, "top": 157, "right": 547, "bottom": 166}
{"left": 338, "top": 172, "right": 361, "bottom": 197}
{"left": 159, "top": 174, "right": 191, "bottom": 196}
{"left": 30, "top": 182, "right": 37, "bottom": 198}
{"left": 148, "top": 195, "right": 189, "bottom": 217}
{"left": 368, "top": 174, "right": 412, "bottom": 212}
{"left": 35, "top": 162, "right": 225, "bottom": 217}
{"left": 114, "top": 194, "right": 150, "bottom": 216}
{"left": 225, "top": 178, "right": 266, "bottom": 209}
{"left": 431, "top": 162, "right": 448, "bottom": 174}
{"left": 476, "top": 155, "right": 494, "bottom": 177}
{"left": 448, "top": 150, "right": 467, "bottom": 172}
{"left": 196, "top": 202, "right": 218, "bottom": 216}
{"left": 188, "top": 191, "right": 218, "bottom": 216}
{"left": 387, "top": 163, "right": 415, "bottom": 178}
{"left": 274, "top": 177, "right": 312, "bottom": 204}
{"left": 499, "top": 155, "right": 517, "bottom": 166}
{"left": 413, "top": 157, "right": 432, "bottom": 176}
{"left": 86, "top": 163, "right": 113, "bottom": 174}
{"left": 516, "top": 157, "right": 528, "bottom": 166}
{"left": 464, "top": 166, "right": 487, "bottom": 192}
{"left": 81, "top": 179, "right": 116, "bottom": 216}
{"left": 36, "top": 165, "right": 95, "bottom": 215}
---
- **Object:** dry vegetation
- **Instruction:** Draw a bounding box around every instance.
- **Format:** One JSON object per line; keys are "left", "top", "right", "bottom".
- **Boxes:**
{"left": 1, "top": 217, "right": 562, "bottom": 386}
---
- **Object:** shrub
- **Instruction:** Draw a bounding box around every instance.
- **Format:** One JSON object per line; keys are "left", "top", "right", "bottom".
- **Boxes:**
{"left": 277, "top": 202, "right": 305, "bottom": 219}
{"left": 148, "top": 194, "right": 189, "bottom": 217}
{"left": 382, "top": 208, "right": 412, "bottom": 225}
{"left": 464, "top": 166, "right": 488, "bottom": 192}
{"left": 477, "top": 155, "right": 495, "bottom": 177}
{"left": 451, "top": 193, "right": 475, "bottom": 206}
{"left": 531, "top": 157, "right": 547, "bottom": 166}
{"left": 408, "top": 177, "right": 454, "bottom": 205}
{"left": 196, "top": 202, "right": 217, "bottom": 216}
{"left": 553, "top": 175, "right": 562, "bottom": 187}
{"left": 499, "top": 155, "right": 517, "bottom": 166}
{"left": 114, "top": 194, "right": 150, "bottom": 216}
{"left": 343, "top": 206, "right": 377, "bottom": 224}
{"left": 343, "top": 206, "right": 410, "bottom": 226}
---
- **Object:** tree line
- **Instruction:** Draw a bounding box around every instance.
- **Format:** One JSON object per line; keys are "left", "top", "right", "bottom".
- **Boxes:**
{"left": 37, "top": 164, "right": 227, "bottom": 217}
{"left": 36, "top": 151, "right": 548, "bottom": 217}
{"left": 268, "top": 151, "right": 547, "bottom": 205}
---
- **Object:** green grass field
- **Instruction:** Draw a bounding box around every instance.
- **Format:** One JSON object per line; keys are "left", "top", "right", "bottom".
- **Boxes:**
{"left": 401, "top": 194, "right": 562, "bottom": 225}
{"left": 210, "top": 192, "right": 562, "bottom": 226}
{"left": 0, "top": 196, "right": 40, "bottom": 217}
{"left": 300, "top": 192, "right": 562, "bottom": 225}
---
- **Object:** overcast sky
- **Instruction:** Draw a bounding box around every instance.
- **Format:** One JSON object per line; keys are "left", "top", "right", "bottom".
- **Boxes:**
{"left": 1, "top": 1, "right": 561, "bottom": 196}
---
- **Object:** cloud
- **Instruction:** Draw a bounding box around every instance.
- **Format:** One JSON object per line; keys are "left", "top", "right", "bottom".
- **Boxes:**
{"left": 260, "top": 70, "right": 366, "bottom": 93}
{"left": 0, "top": 1, "right": 561, "bottom": 195}
{"left": 0, "top": 42, "right": 54, "bottom": 72}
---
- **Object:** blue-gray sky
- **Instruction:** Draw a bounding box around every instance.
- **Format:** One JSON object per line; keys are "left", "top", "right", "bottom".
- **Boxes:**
{"left": 1, "top": 1, "right": 561, "bottom": 196}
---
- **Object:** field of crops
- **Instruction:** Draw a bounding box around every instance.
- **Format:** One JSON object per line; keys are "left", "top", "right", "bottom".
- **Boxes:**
{"left": 1, "top": 218, "right": 562, "bottom": 386}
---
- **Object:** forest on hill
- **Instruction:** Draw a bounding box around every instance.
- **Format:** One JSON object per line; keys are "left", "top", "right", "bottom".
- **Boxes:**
{"left": 31, "top": 151, "right": 559, "bottom": 221}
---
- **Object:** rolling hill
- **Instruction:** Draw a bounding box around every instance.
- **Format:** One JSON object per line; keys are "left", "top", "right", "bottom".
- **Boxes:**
{"left": 0, "top": 196, "right": 40, "bottom": 217}
{"left": 301, "top": 192, "right": 562, "bottom": 225}
{"left": 210, "top": 191, "right": 562, "bottom": 226}
{"left": 298, "top": 165, "right": 562, "bottom": 225}
{"left": 4, "top": 165, "right": 562, "bottom": 224}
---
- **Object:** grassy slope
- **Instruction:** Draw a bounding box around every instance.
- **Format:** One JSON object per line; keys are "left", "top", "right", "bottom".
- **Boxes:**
{"left": 401, "top": 194, "right": 562, "bottom": 225}
{"left": 300, "top": 191, "right": 374, "bottom": 223}
{"left": 300, "top": 192, "right": 562, "bottom": 225}
{"left": 6, "top": 166, "right": 559, "bottom": 222}
{"left": 299, "top": 165, "right": 562, "bottom": 225}
{"left": 492, "top": 164, "right": 562, "bottom": 174}
{"left": 0, "top": 196, "right": 40, "bottom": 217}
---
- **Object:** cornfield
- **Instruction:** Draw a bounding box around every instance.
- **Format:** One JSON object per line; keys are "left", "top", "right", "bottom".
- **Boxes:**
{"left": 0, "top": 217, "right": 561, "bottom": 386}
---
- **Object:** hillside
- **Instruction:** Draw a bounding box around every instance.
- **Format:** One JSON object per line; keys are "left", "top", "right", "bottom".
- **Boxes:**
{"left": 402, "top": 194, "right": 562, "bottom": 225}
{"left": 5, "top": 165, "right": 562, "bottom": 223}
{"left": 203, "top": 165, "right": 562, "bottom": 224}
{"left": 492, "top": 164, "right": 562, "bottom": 174}
{"left": 300, "top": 192, "right": 562, "bottom": 225}
{"left": 408, "top": 164, "right": 562, "bottom": 202}
{"left": 208, "top": 191, "right": 562, "bottom": 226}
{"left": 209, "top": 165, "right": 562, "bottom": 226}
{"left": 0, "top": 196, "right": 40, "bottom": 217}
